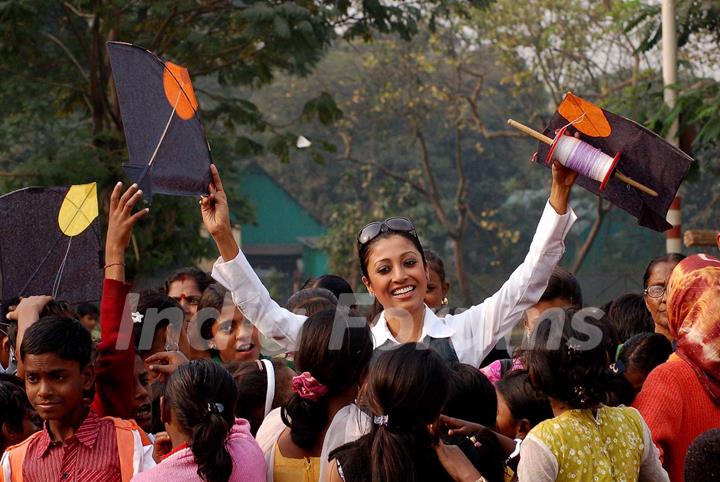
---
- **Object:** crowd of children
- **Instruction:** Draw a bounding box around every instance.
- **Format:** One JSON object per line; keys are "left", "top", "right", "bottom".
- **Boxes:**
{"left": 0, "top": 163, "right": 718, "bottom": 482}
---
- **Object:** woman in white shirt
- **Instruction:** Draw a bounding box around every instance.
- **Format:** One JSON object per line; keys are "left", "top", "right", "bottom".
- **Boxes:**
{"left": 200, "top": 162, "right": 577, "bottom": 366}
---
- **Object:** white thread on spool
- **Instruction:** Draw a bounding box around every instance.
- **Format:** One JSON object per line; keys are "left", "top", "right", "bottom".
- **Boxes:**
{"left": 549, "top": 133, "right": 619, "bottom": 190}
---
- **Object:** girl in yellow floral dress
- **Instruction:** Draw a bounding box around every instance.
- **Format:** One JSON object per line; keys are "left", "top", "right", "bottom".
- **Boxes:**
{"left": 517, "top": 309, "right": 669, "bottom": 482}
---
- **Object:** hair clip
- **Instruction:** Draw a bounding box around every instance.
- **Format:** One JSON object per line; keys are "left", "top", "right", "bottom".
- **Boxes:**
{"left": 207, "top": 402, "right": 224, "bottom": 414}
{"left": 566, "top": 341, "right": 581, "bottom": 354}
{"left": 610, "top": 359, "right": 625, "bottom": 375}
{"left": 573, "top": 385, "right": 590, "bottom": 404}
{"left": 373, "top": 415, "right": 389, "bottom": 426}
{"left": 131, "top": 312, "right": 144, "bottom": 324}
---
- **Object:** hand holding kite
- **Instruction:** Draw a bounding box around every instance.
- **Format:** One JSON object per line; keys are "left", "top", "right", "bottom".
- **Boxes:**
{"left": 105, "top": 182, "right": 149, "bottom": 282}
{"left": 200, "top": 164, "right": 239, "bottom": 262}
{"left": 509, "top": 92, "right": 693, "bottom": 232}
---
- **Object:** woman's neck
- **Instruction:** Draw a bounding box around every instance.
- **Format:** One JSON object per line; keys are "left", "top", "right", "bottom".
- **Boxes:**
{"left": 385, "top": 305, "right": 426, "bottom": 343}
{"left": 549, "top": 398, "right": 574, "bottom": 417}
{"left": 166, "top": 423, "right": 192, "bottom": 449}
{"left": 549, "top": 398, "right": 600, "bottom": 418}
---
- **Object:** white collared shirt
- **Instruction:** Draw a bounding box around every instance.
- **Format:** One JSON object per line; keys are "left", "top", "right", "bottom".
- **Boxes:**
{"left": 212, "top": 201, "right": 576, "bottom": 367}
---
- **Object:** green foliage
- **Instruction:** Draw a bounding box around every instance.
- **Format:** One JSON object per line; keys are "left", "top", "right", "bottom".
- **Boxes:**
{"left": 0, "top": 0, "right": 472, "bottom": 278}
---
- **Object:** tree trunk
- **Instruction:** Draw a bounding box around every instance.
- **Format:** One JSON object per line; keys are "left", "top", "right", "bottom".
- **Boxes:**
{"left": 571, "top": 198, "right": 611, "bottom": 273}
{"left": 450, "top": 235, "right": 472, "bottom": 306}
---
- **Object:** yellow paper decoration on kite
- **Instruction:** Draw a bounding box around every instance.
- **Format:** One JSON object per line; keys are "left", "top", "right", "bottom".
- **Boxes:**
{"left": 58, "top": 183, "right": 98, "bottom": 236}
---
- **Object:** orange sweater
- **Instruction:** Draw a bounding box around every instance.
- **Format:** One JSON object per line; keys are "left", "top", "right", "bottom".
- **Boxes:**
{"left": 633, "top": 358, "right": 720, "bottom": 482}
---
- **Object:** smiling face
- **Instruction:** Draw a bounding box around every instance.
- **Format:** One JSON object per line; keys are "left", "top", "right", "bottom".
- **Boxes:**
{"left": 23, "top": 353, "right": 93, "bottom": 422}
{"left": 211, "top": 301, "right": 261, "bottom": 363}
{"left": 644, "top": 261, "right": 678, "bottom": 340}
{"left": 362, "top": 234, "right": 428, "bottom": 318}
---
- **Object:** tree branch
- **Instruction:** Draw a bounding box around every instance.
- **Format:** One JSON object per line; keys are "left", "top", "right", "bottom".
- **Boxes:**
{"left": 571, "top": 198, "right": 612, "bottom": 273}
{"left": 43, "top": 33, "right": 88, "bottom": 82}
{"left": 337, "top": 132, "right": 429, "bottom": 196}
{"left": 413, "top": 123, "right": 453, "bottom": 231}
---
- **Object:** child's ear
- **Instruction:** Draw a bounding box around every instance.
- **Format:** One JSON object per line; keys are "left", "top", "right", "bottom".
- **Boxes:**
{"left": 516, "top": 418, "right": 532, "bottom": 439}
{"left": 81, "top": 362, "right": 96, "bottom": 392}
{"left": 159, "top": 396, "right": 170, "bottom": 425}
{"left": 1, "top": 422, "right": 14, "bottom": 443}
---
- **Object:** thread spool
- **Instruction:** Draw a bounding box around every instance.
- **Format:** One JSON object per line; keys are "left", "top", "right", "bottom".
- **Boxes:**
{"left": 546, "top": 126, "right": 620, "bottom": 191}
{"left": 507, "top": 118, "right": 659, "bottom": 197}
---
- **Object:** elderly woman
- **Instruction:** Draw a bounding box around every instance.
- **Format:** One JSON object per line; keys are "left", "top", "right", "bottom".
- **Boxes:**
{"left": 633, "top": 254, "right": 720, "bottom": 482}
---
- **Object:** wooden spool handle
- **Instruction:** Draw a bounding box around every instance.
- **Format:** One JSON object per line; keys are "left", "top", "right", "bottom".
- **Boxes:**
{"left": 507, "top": 119, "right": 553, "bottom": 145}
{"left": 507, "top": 119, "right": 659, "bottom": 197}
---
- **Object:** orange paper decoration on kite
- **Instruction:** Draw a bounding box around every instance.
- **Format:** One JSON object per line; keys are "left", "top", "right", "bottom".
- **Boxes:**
{"left": 557, "top": 92, "right": 612, "bottom": 138}
{"left": 163, "top": 62, "right": 198, "bottom": 121}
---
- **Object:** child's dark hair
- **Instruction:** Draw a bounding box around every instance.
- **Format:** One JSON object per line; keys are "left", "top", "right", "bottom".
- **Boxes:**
{"left": 229, "top": 358, "right": 294, "bottom": 436}
{"left": 302, "top": 274, "right": 353, "bottom": 300}
{"left": 424, "top": 249, "right": 446, "bottom": 283}
{"left": 5, "top": 300, "right": 78, "bottom": 351}
{"left": 444, "top": 363, "right": 496, "bottom": 427}
{"left": 443, "top": 364, "right": 504, "bottom": 482}
{"left": 285, "top": 288, "right": 338, "bottom": 316}
{"left": 363, "top": 344, "right": 449, "bottom": 482}
{"left": 618, "top": 333, "right": 673, "bottom": 379}
{"left": 0, "top": 379, "right": 35, "bottom": 451}
{"left": 496, "top": 369, "right": 553, "bottom": 428}
{"left": 541, "top": 266, "right": 583, "bottom": 308}
{"left": 607, "top": 293, "right": 654, "bottom": 342}
{"left": 685, "top": 428, "right": 720, "bottom": 482}
{"left": 525, "top": 308, "right": 615, "bottom": 409}
{"left": 20, "top": 316, "right": 92, "bottom": 367}
{"left": 281, "top": 308, "right": 373, "bottom": 451}
{"left": 164, "top": 266, "right": 213, "bottom": 294}
{"left": 643, "top": 253, "right": 685, "bottom": 288}
{"left": 196, "top": 283, "right": 230, "bottom": 341}
{"left": 133, "top": 290, "right": 183, "bottom": 353}
{"left": 77, "top": 303, "right": 99, "bottom": 318}
{"left": 164, "top": 360, "right": 238, "bottom": 482}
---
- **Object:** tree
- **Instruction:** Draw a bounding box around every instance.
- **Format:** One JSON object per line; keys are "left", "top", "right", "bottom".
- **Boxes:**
{"left": 476, "top": 0, "right": 674, "bottom": 273}
{"left": 0, "top": 0, "right": 482, "bottom": 277}
{"left": 301, "top": 26, "right": 544, "bottom": 305}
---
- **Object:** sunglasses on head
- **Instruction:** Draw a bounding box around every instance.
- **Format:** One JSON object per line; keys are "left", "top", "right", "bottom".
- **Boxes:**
{"left": 357, "top": 217, "right": 417, "bottom": 246}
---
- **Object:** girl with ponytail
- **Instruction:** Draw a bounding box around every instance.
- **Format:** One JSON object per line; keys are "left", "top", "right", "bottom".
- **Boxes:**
{"left": 329, "top": 344, "right": 462, "bottom": 482}
{"left": 133, "top": 360, "right": 265, "bottom": 482}
{"left": 255, "top": 308, "right": 374, "bottom": 482}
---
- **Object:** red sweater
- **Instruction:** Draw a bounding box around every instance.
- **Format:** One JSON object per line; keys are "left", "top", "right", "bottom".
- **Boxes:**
{"left": 90, "top": 278, "right": 135, "bottom": 420}
{"left": 633, "top": 358, "right": 720, "bottom": 482}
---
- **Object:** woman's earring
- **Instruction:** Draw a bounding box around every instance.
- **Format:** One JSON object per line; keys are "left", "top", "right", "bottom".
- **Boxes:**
{"left": 441, "top": 297, "right": 449, "bottom": 306}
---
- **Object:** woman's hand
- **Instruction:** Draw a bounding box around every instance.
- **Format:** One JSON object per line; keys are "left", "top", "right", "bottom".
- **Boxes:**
{"left": 145, "top": 350, "right": 189, "bottom": 384}
{"left": 433, "top": 442, "right": 483, "bottom": 482}
{"left": 439, "top": 414, "right": 486, "bottom": 438}
{"left": 106, "top": 182, "right": 148, "bottom": 282}
{"left": 152, "top": 432, "right": 173, "bottom": 463}
{"left": 200, "top": 164, "right": 239, "bottom": 261}
{"left": 548, "top": 132, "right": 579, "bottom": 215}
{"left": 7, "top": 295, "right": 54, "bottom": 378}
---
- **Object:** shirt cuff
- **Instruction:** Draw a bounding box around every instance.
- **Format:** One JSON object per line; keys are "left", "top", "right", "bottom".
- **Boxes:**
{"left": 532, "top": 201, "right": 577, "bottom": 255}
{"left": 211, "top": 253, "right": 264, "bottom": 305}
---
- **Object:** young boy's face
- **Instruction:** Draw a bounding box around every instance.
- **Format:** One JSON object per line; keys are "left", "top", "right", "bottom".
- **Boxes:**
{"left": 23, "top": 353, "right": 94, "bottom": 421}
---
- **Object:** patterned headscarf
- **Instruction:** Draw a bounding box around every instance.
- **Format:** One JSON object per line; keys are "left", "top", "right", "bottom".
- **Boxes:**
{"left": 666, "top": 254, "right": 720, "bottom": 405}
